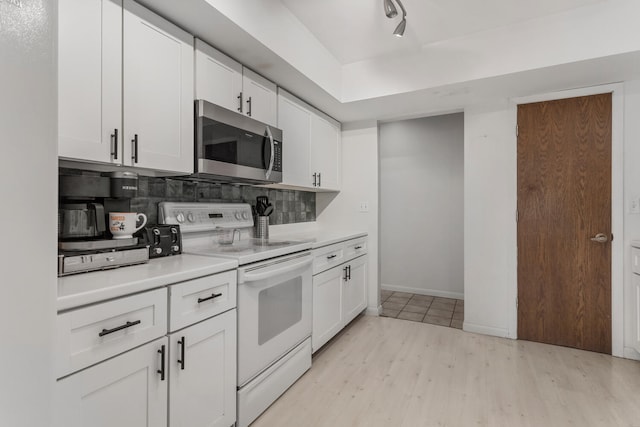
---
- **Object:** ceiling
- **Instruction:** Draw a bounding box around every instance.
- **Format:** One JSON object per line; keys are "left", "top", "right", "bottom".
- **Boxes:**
{"left": 142, "top": 0, "right": 640, "bottom": 123}
{"left": 280, "top": 0, "right": 607, "bottom": 64}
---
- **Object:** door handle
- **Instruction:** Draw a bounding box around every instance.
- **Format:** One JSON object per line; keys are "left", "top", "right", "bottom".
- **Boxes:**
{"left": 590, "top": 233, "right": 609, "bottom": 243}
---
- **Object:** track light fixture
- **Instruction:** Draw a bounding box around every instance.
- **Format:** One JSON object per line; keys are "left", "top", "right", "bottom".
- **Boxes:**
{"left": 383, "top": 0, "right": 407, "bottom": 37}
{"left": 383, "top": 0, "right": 398, "bottom": 18}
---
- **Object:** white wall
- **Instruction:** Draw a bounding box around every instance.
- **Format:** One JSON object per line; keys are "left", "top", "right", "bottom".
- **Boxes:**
{"left": 464, "top": 82, "right": 640, "bottom": 356}
{"left": 317, "top": 123, "right": 380, "bottom": 312}
{"left": 463, "top": 103, "right": 517, "bottom": 338}
{"left": 623, "top": 80, "right": 640, "bottom": 358}
{"left": 0, "top": 0, "right": 57, "bottom": 425}
{"left": 379, "top": 114, "right": 464, "bottom": 299}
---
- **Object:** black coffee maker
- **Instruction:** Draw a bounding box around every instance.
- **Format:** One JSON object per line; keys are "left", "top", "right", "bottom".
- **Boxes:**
{"left": 58, "top": 171, "right": 139, "bottom": 245}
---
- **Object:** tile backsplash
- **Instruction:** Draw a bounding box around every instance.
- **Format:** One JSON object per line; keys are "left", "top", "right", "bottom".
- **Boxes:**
{"left": 59, "top": 168, "right": 316, "bottom": 225}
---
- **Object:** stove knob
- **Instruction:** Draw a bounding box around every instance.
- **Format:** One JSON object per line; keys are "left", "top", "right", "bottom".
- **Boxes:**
{"left": 235, "top": 211, "right": 242, "bottom": 220}
{"left": 187, "top": 212, "right": 195, "bottom": 223}
{"left": 153, "top": 248, "right": 163, "bottom": 255}
{"left": 171, "top": 245, "right": 180, "bottom": 252}
{"left": 176, "top": 212, "right": 185, "bottom": 223}
{"left": 242, "top": 211, "right": 249, "bottom": 220}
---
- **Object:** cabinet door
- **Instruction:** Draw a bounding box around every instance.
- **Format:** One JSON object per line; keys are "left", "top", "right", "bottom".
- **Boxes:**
{"left": 343, "top": 255, "right": 368, "bottom": 326}
{"left": 243, "top": 68, "right": 277, "bottom": 127}
{"left": 169, "top": 310, "right": 237, "bottom": 427}
{"left": 123, "top": 0, "right": 194, "bottom": 173}
{"left": 195, "top": 39, "right": 243, "bottom": 114}
{"left": 278, "top": 93, "right": 313, "bottom": 188}
{"left": 310, "top": 114, "right": 341, "bottom": 191}
{"left": 312, "top": 266, "right": 344, "bottom": 353}
{"left": 58, "top": 0, "right": 122, "bottom": 163}
{"left": 634, "top": 274, "right": 640, "bottom": 353}
{"left": 54, "top": 337, "right": 168, "bottom": 427}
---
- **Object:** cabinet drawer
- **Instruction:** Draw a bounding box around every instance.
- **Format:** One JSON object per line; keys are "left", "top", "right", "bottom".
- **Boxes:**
{"left": 56, "top": 287, "right": 167, "bottom": 378}
{"left": 169, "top": 270, "right": 237, "bottom": 332}
{"left": 344, "top": 237, "right": 368, "bottom": 259}
{"left": 313, "top": 242, "right": 345, "bottom": 275}
{"left": 633, "top": 247, "right": 640, "bottom": 275}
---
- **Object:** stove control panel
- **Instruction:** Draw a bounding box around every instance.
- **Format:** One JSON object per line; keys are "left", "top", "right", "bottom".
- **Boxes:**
{"left": 158, "top": 202, "right": 254, "bottom": 232}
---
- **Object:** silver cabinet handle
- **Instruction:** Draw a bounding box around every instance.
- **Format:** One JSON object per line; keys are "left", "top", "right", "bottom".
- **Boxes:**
{"left": 237, "top": 92, "right": 243, "bottom": 113}
{"left": 590, "top": 233, "right": 609, "bottom": 243}
{"left": 318, "top": 172, "right": 321, "bottom": 187}
{"left": 246, "top": 96, "right": 252, "bottom": 116}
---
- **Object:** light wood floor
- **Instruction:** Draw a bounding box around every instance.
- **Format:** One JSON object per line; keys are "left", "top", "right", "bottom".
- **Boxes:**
{"left": 252, "top": 315, "right": 640, "bottom": 427}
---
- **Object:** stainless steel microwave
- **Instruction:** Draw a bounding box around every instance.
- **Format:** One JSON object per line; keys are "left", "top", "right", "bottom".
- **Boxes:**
{"left": 195, "top": 100, "right": 283, "bottom": 184}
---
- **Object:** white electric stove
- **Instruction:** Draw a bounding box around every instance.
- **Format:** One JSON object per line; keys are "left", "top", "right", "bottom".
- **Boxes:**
{"left": 159, "top": 202, "right": 313, "bottom": 427}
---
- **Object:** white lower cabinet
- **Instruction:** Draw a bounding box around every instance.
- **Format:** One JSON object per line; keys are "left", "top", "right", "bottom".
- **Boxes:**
{"left": 312, "top": 266, "right": 344, "bottom": 352}
{"left": 343, "top": 255, "right": 368, "bottom": 326}
{"left": 55, "top": 337, "right": 168, "bottom": 427}
{"left": 169, "top": 309, "right": 237, "bottom": 427}
{"left": 55, "top": 270, "right": 238, "bottom": 427}
{"left": 312, "top": 237, "right": 368, "bottom": 354}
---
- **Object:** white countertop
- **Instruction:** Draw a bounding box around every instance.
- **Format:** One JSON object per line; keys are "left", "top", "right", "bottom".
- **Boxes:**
{"left": 271, "top": 228, "right": 368, "bottom": 249}
{"left": 58, "top": 254, "right": 238, "bottom": 311}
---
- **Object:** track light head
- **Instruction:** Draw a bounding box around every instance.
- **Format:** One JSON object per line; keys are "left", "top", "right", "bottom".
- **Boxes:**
{"left": 393, "top": 18, "right": 406, "bottom": 37}
{"left": 384, "top": 0, "right": 398, "bottom": 18}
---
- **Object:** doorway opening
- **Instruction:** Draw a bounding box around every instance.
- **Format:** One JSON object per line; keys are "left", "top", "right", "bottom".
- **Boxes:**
{"left": 379, "top": 113, "right": 464, "bottom": 329}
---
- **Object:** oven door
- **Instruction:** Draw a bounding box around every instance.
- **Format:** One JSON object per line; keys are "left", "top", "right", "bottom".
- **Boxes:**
{"left": 237, "top": 252, "right": 312, "bottom": 387}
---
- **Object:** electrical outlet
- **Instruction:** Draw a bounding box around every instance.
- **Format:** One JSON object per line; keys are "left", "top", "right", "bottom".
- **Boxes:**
{"left": 631, "top": 199, "right": 640, "bottom": 214}
{"left": 359, "top": 202, "right": 369, "bottom": 213}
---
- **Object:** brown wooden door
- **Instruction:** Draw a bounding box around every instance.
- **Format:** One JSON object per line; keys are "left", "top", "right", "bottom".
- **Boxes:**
{"left": 517, "top": 93, "right": 612, "bottom": 354}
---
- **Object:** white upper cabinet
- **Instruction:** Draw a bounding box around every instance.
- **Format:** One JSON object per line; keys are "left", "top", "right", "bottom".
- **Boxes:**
{"left": 277, "top": 89, "right": 341, "bottom": 192}
{"left": 122, "top": 0, "right": 194, "bottom": 173}
{"left": 242, "top": 68, "right": 278, "bottom": 127}
{"left": 278, "top": 93, "right": 313, "bottom": 188}
{"left": 58, "top": 0, "right": 194, "bottom": 174}
{"left": 195, "top": 39, "right": 277, "bottom": 127}
{"left": 310, "top": 114, "right": 341, "bottom": 191}
{"left": 58, "top": 0, "right": 122, "bottom": 164}
{"left": 195, "top": 39, "right": 243, "bottom": 114}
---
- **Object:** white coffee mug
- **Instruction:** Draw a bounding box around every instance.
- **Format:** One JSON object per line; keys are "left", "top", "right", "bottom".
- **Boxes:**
{"left": 109, "top": 212, "right": 147, "bottom": 239}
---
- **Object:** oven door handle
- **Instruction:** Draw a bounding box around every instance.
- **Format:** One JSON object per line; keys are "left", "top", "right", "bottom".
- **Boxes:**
{"left": 265, "top": 125, "right": 275, "bottom": 180}
{"left": 239, "top": 255, "right": 312, "bottom": 284}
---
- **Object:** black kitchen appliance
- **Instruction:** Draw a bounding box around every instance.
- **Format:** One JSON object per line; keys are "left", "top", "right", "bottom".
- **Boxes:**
{"left": 137, "top": 225, "right": 182, "bottom": 258}
{"left": 57, "top": 171, "right": 149, "bottom": 276}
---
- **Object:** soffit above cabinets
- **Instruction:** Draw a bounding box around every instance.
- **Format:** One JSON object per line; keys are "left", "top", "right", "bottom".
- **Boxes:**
{"left": 138, "top": 0, "right": 640, "bottom": 124}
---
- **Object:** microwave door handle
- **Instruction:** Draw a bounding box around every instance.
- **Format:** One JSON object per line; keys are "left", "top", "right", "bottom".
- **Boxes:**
{"left": 265, "top": 126, "right": 275, "bottom": 180}
{"left": 239, "top": 256, "right": 312, "bottom": 284}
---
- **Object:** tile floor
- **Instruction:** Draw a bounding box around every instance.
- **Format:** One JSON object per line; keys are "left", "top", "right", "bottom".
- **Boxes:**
{"left": 380, "top": 290, "right": 463, "bottom": 329}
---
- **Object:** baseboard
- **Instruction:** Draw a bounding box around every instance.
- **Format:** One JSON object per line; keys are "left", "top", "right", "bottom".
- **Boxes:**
{"left": 381, "top": 283, "right": 464, "bottom": 300}
{"left": 463, "top": 321, "right": 512, "bottom": 339}
{"left": 623, "top": 347, "right": 640, "bottom": 361}
{"left": 365, "top": 305, "right": 381, "bottom": 316}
